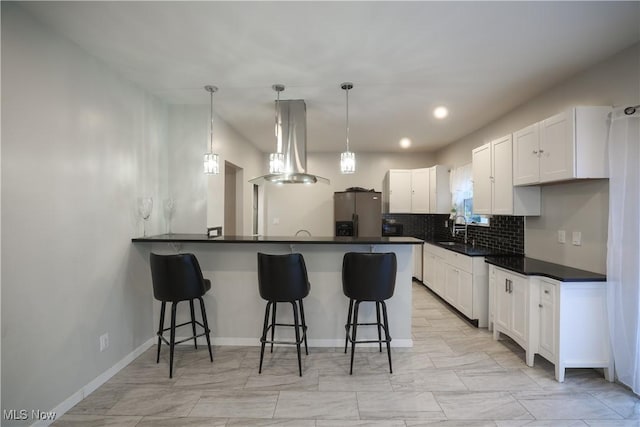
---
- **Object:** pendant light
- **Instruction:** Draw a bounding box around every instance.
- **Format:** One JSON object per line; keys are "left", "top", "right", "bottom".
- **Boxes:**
{"left": 269, "top": 84, "right": 285, "bottom": 174}
{"left": 340, "top": 82, "right": 356, "bottom": 174}
{"left": 203, "top": 85, "right": 220, "bottom": 175}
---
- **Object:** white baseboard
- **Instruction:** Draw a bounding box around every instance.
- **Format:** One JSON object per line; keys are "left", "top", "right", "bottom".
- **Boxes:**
{"left": 32, "top": 338, "right": 154, "bottom": 427}
{"left": 180, "top": 336, "right": 413, "bottom": 348}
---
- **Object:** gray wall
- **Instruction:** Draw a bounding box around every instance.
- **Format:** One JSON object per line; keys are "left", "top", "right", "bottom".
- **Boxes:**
{"left": 436, "top": 43, "right": 640, "bottom": 273}
{"left": 1, "top": 4, "right": 164, "bottom": 423}
{"left": 1, "top": 5, "right": 270, "bottom": 420}
{"left": 167, "top": 105, "right": 264, "bottom": 235}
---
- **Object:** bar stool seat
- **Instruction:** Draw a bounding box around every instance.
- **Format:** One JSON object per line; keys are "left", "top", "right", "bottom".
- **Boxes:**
{"left": 257, "top": 252, "right": 310, "bottom": 376}
{"left": 342, "top": 252, "right": 397, "bottom": 374}
{"left": 150, "top": 253, "right": 213, "bottom": 378}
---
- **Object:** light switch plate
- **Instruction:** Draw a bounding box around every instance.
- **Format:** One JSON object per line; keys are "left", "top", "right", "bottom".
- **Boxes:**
{"left": 558, "top": 230, "right": 566, "bottom": 244}
{"left": 572, "top": 231, "right": 582, "bottom": 246}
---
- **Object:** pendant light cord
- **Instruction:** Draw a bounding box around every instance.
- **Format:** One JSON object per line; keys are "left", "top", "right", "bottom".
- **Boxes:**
{"left": 275, "top": 89, "right": 280, "bottom": 153}
{"left": 345, "top": 86, "right": 350, "bottom": 152}
{"left": 209, "top": 89, "right": 214, "bottom": 152}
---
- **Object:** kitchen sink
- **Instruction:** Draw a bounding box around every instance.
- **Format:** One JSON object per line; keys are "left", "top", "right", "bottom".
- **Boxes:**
{"left": 437, "top": 241, "right": 458, "bottom": 246}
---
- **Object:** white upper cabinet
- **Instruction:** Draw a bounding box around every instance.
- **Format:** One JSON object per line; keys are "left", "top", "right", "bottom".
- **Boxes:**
{"left": 429, "top": 165, "right": 451, "bottom": 214}
{"left": 513, "top": 106, "right": 611, "bottom": 186}
{"left": 384, "top": 166, "right": 451, "bottom": 214}
{"left": 411, "top": 168, "right": 430, "bottom": 213}
{"left": 472, "top": 135, "right": 540, "bottom": 216}
{"left": 384, "top": 169, "right": 412, "bottom": 213}
{"left": 471, "top": 143, "right": 492, "bottom": 215}
{"left": 513, "top": 124, "right": 541, "bottom": 185}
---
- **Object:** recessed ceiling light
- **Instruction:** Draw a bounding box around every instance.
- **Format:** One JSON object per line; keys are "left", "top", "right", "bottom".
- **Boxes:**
{"left": 433, "top": 106, "right": 448, "bottom": 119}
{"left": 400, "top": 138, "right": 411, "bottom": 149}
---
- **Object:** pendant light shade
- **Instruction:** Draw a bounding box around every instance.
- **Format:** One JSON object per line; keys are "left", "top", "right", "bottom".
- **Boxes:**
{"left": 340, "top": 82, "right": 356, "bottom": 174}
{"left": 340, "top": 151, "right": 356, "bottom": 174}
{"left": 204, "top": 85, "right": 220, "bottom": 175}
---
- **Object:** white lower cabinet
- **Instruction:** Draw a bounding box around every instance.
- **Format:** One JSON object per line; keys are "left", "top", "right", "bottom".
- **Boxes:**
{"left": 423, "top": 243, "right": 488, "bottom": 326}
{"left": 493, "top": 268, "right": 530, "bottom": 363}
{"left": 490, "top": 265, "right": 613, "bottom": 382}
{"left": 537, "top": 279, "right": 556, "bottom": 362}
{"left": 413, "top": 244, "right": 423, "bottom": 281}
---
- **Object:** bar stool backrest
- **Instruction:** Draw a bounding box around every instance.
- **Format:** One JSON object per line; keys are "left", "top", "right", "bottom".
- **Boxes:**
{"left": 257, "top": 253, "right": 310, "bottom": 302}
{"left": 342, "top": 252, "right": 397, "bottom": 301}
{"left": 150, "top": 253, "right": 208, "bottom": 302}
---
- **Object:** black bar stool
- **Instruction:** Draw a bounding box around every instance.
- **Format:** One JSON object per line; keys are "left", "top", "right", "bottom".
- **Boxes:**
{"left": 149, "top": 253, "right": 213, "bottom": 378}
{"left": 257, "top": 252, "right": 310, "bottom": 376}
{"left": 342, "top": 252, "right": 397, "bottom": 375}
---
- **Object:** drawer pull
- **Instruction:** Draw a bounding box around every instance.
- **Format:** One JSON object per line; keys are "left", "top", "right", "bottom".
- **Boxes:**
{"left": 539, "top": 304, "right": 543, "bottom": 308}
{"left": 544, "top": 290, "right": 550, "bottom": 294}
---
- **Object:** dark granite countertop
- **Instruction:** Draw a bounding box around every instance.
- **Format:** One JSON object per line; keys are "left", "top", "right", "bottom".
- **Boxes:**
{"left": 485, "top": 256, "right": 606, "bottom": 282}
{"left": 423, "top": 239, "right": 514, "bottom": 257}
{"left": 132, "top": 234, "right": 423, "bottom": 245}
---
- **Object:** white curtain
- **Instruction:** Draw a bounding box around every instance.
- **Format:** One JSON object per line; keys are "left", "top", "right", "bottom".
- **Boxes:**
{"left": 607, "top": 105, "right": 640, "bottom": 393}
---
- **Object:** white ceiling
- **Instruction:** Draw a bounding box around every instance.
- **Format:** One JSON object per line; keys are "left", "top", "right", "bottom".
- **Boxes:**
{"left": 21, "top": 1, "right": 640, "bottom": 154}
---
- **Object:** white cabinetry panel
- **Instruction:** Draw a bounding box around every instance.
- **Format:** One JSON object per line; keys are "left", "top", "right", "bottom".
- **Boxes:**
{"left": 513, "top": 106, "right": 610, "bottom": 186}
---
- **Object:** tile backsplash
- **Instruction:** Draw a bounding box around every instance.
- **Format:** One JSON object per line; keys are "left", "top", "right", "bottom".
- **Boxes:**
{"left": 383, "top": 213, "right": 524, "bottom": 254}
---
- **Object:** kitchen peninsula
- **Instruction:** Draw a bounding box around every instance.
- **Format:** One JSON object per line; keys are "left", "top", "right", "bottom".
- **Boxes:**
{"left": 132, "top": 234, "right": 422, "bottom": 347}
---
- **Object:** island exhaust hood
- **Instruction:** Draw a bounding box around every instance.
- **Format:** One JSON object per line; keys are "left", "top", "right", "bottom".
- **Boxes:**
{"left": 249, "top": 99, "right": 329, "bottom": 185}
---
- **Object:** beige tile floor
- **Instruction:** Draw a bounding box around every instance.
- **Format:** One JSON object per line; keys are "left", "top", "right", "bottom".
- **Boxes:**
{"left": 53, "top": 282, "right": 640, "bottom": 426}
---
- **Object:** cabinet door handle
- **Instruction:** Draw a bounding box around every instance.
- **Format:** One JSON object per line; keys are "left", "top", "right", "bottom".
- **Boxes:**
{"left": 544, "top": 290, "right": 549, "bottom": 294}
{"left": 508, "top": 279, "right": 513, "bottom": 293}
{"left": 539, "top": 304, "right": 543, "bottom": 308}
{"left": 539, "top": 149, "right": 544, "bottom": 153}
{"left": 532, "top": 150, "right": 538, "bottom": 154}
{"left": 505, "top": 279, "right": 508, "bottom": 293}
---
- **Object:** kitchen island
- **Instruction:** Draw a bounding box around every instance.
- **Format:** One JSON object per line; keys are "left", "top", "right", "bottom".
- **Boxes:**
{"left": 132, "top": 234, "right": 422, "bottom": 347}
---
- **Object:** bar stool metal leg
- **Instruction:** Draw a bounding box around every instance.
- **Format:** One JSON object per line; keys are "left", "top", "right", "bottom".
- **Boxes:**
{"left": 292, "top": 301, "right": 302, "bottom": 377}
{"left": 270, "top": 302, "right": 277, "bottom": 353}
{"left": 169, "top": 302, "right": 178, "bottom": 378}
{"left": 299, "top": 299, "right": 309, "bottom": 355}
{"left": 344, "top": 299, "right": 353, "bottom": 354}
{"left": 259, "top": 301, "right": 272, "bottom": 374}
{"left": 198, "top": 296, "right": 213, "bottom": 362}
{"left": 189, "top": 300, "right": 198, "bottom": 349}
{"left": 350, "top": 301, "right": 360, "bottom": 375}
{"left": 376, "top": 301, "right": 383, "bottom": 352}
{"left": 156, "top": 302, "right": 166, "bottom": 363}
{"left": 381, "top": 301, "right": 392, "bottom": 374}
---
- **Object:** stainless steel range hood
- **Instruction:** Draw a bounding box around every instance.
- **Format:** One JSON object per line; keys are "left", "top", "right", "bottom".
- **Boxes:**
{"left": 249, "top": 99, "right": 329, "bottom": 185}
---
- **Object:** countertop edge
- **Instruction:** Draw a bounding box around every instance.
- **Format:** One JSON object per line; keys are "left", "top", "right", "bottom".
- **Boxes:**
{"left": 131, "top": 234, "right": 424, "bottom": 245}
{"left": 485, "top": 257, "right": 607, "bottom": 283}
{"left": 423, "top": 240, "right": 515, "bottom": 257}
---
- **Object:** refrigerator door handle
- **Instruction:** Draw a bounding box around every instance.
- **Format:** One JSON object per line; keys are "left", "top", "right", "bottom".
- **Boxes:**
{"left": 352, "top": 213, "right": 359, "bottom": 237}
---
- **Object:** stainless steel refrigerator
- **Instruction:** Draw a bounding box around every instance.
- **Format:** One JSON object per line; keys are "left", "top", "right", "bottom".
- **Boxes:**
{"left": 334, "top": 191, "right": 382, "bottom": 237}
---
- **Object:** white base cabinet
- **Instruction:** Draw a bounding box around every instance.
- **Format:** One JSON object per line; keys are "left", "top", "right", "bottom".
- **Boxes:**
{"left": 423, "top": 243, "right": 488, "bottom": 326}
{"left": 492, "top": 268, "right": 531, "bottom": 363}
{"left": 490, "top": 265, "right": 613, "bottom": 382}
{"left": 413, "top": 244, "right": 423, "bottom": 281}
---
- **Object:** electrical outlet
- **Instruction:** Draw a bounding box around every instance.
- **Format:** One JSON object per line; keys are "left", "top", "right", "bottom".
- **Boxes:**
{"left": 558, "top": 230, "right": 566, "bottom": 244}
{"left": 99, "top": 333, "right": 109, "bottom": 352}
{"left": 272, "top": 217, "right": 280, "bottom": 225}
{"left": 572, "top": 231, "right": 582, "bottom": 246}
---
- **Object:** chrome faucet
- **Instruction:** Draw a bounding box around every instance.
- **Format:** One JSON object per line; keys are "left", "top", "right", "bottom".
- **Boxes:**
{"left": 295, "top": 229, "right": 311, "bottom": 237}
{"left": 451, "top": 214, "right": 468, "bottom": 244}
